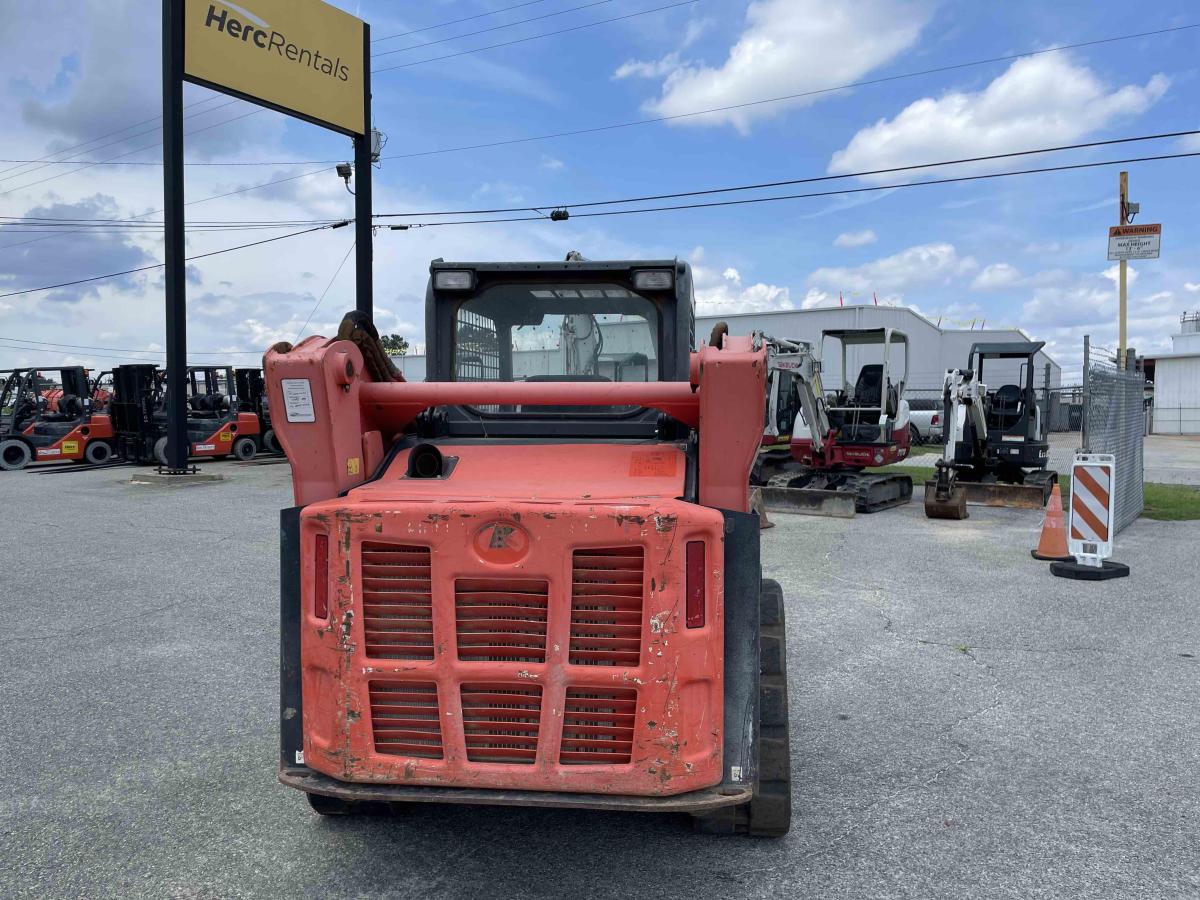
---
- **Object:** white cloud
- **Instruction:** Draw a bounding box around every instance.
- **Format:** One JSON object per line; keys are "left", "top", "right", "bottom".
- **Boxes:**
{"left": 1184, "top": 283, "right": 1200, "bottom": 293}
{"left": 833, "top": 229, "right": 877, "bottom": 248}
{"left": 614, "top": 52, "right": 683, "bottom": 81}
{"left": 690, "top": 249, "right": 793, "bottom": 314}
{"left": 808, "top": 243, "right": 977, "bottom": 297}
{"left": 971, "top": 263, "right": 1023, "bottom": 291}
{"left": 829, "top": 54, "right": 1169, "bottom": 179}
{"left": 539, "top": 155, "right": 565, "bottom": 172}
{"left": 633, "top": 0, "right": 931, "bottom": 133}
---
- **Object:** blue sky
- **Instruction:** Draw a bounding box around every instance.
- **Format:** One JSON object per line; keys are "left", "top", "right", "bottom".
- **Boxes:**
{"left": 1, "top": 0, "right": 1198, "bottom": 379}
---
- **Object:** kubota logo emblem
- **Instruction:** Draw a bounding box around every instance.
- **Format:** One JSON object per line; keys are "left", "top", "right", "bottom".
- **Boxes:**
{"left": 474, "top": 521, "right": 530, "bottom": 565}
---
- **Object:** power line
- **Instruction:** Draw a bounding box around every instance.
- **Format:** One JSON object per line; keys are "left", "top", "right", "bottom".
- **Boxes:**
{"left": 0, "top": 107, "right": 261, "bottom": 198}
{"left": 0, "top": 341, "right": 178, "bottom": 364}
{"left": 371, "top": 0, "right": 613, "bottom": 59}
{"left": 0, "top": 95, "right": 229, "bottom": 179}
{"left": 373, "top": 0, "right": 551, "bottom": 43}
{"left": 379, "top": 22, "right": 1200, "bottom": 157}
{"left": 0, "top": 167, "right": 334, "bottom": 255}
{"left": 372, "top": 0, "right": 701, "bottom": 74}
{"left": 295, "top": 240, "right": 356, "bottom": 341}
{"left": 387, "top": 151, "right": 1200, "bottom": 228}
{"left": 375, "top": 129, "right": 1200, "bottom": 217}
{"left": 0, "top": 337, "right": 262, "bottom": 356}
{"left": 0, "top": 221, "right": 347, "bottom": 300}
{"left": 0, "top": 98, "right": 244, "bottom": 187}
{"left": 3, "top": 22, "right": 1192, "bottom": 169}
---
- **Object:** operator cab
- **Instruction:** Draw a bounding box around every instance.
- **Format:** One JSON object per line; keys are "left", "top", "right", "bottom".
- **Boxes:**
{"left": 822, "top": 328, "right": 908, "bottom": 443}
{"left": 421, "top": 258, "right": 695, "bottom": 439}
{"left": 965, "top": 341, "right": 1049, "bottom": 471}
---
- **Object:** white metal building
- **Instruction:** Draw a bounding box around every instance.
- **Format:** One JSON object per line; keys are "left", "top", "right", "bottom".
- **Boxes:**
{"left": 392, "top": 304, "right": 1061, "bottom": 391}
{"left": 1146, "top": 312, "right": 1200, "bottom": 435}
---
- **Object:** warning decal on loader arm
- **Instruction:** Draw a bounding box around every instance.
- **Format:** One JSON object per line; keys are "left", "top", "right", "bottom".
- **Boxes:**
{"left": 281, "top": 379, "right": 316, "bottom": 423}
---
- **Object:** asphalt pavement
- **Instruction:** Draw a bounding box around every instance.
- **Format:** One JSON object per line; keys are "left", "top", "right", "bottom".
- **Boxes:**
{"left": 2, "top": 461, "right": 1197, "bottom": 899}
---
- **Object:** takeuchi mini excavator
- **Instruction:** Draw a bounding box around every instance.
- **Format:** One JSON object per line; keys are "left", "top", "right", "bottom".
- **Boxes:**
{"left": 754, "top": 328, "right": 913, "bottom": 517}
{"left": 925, "top": 341, "right": 1058, "bottom": 519}
{"left": 109, "top": 364, "right": 262, "bottom": 464}
{"left": 0, "top": 367, "right": 116, "bottom": 471}
{"left": 265, "top": 256, "right": 791, "bottom": 835}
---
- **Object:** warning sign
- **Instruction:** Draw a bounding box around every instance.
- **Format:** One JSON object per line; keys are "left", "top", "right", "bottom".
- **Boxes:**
{"left": 629, "top": 449, "right": 679, "bottom": 477}
{"left": 1107, "top": 223, "right": 1161, "bottom": 261}
{"left": 1068, "top": 453, "right": 1116, "bottom": 562}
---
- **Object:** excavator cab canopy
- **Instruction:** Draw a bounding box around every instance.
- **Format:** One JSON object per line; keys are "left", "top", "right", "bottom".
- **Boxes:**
{"left": 821, "top": 328, "right": 909, "bottom": 440}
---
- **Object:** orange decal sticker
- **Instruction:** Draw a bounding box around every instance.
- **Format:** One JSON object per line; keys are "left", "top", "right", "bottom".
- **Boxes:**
{"left": 629, "top": 449, "right": 679, "bottom": 477}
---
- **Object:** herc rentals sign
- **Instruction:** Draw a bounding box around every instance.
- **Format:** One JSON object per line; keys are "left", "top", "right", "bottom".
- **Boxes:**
{"left": 184, "top": 0, "right": 366, "bottom": 134}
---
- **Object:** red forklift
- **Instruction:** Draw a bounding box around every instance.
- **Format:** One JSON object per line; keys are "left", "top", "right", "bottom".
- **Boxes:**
{"left": 109, "top": 364, "right": 261, "bottom": 464}
{"left": 0, "top": 367, "right": 116, "bottom": 470}
{"left": 234, "top": 367, "right": 282, "bottom": 455}
{"left": 755, "top": 328, "right": 914, "bottom": 516}
{"left": 265, "top": 257, "right": 790, "bottom": 835}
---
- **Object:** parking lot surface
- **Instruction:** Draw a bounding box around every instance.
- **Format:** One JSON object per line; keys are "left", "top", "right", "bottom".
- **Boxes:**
{"left": 2, "top": 462, "right": 1197, "bottom": 899}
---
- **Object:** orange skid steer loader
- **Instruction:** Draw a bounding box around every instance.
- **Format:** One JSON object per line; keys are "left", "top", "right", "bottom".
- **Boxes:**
{"left": 265, "top": 257, "right": 791, "bottom": 835}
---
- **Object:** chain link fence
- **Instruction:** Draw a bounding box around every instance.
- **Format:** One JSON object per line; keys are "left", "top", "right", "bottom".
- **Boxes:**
{"left": 1084, "top": 363, "right": 1146, "bottom": 533}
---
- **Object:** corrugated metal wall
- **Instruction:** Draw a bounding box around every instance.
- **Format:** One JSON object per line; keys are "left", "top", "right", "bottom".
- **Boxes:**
{"left": 1151, "top": 356, "right": 1200, "bottom": 434}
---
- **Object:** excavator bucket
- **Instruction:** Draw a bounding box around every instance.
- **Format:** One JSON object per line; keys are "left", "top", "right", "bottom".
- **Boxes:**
{"left": 959, "top": 481, "right": 1050, "bottom": 509}
{"left": 923, "top": 482, "right": 969, "bottom": 519}
{"left": 759, "top": 485, "right": 857, "bottom": 519}
{"left": 923, "top": 479, "right": 1051, "bottom": 511}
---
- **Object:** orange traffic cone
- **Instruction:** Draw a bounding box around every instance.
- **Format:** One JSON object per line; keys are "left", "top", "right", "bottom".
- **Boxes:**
{"left": 1031, "top": 484, "right": 1074, "bottom": 561}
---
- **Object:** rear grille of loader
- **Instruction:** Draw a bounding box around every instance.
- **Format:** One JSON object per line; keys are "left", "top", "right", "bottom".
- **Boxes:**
{"left": 369, "top": 682, "right": 443, "bottom": 758}
{"left": 361, "top": 543, "right": 434, "bottom": 660}
{"left": 569, "top": 548, "right": 645, "bottom": 667}
{"left": 455, "top": 578, "right": 549, "bottom": 663}
{"left": 560, "top": 688, "right": 638, "bottom": 765}
{"left": 460, "top": 684, "right": 543, "bottom": 764}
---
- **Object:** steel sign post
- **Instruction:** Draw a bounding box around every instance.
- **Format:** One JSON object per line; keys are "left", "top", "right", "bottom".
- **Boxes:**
{"left": 162, "top": 0, "right": 189, "bottom": 473}
{"left": 354, "top": 24, "right": 373, "bottom": 317}
{"left": 160, "top": 0, "right": 371, "bottom": 473}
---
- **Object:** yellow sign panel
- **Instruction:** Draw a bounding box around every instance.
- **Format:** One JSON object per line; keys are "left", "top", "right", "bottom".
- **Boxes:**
{"left": 184, "top": 0, "right": 366, "bottom": 135}
{"left": 62, "top": 441, "right": 80, "bottom": 455}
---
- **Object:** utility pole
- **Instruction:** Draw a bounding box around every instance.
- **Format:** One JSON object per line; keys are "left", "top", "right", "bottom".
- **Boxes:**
{"left": 1118, "top": 171, "right": 1128, "bottom": 370}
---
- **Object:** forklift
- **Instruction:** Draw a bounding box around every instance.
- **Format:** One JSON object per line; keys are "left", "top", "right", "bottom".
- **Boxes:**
{"left": 109, "top": 364, "right": 261, "bottom": 464}
{"left": 925, "top": 341, "right": 1057, "bottom": 519}
{"left": 0, "top": 367, "right": 116, "bottom": 470}
{"left": 234, "top": 367, "right": 282, "bottom": 455}
{"left": 265, "top": 257, "right": 791, "bottom": 835}
{"left": 755, "top": 328, "right": 914, "bottom": 516}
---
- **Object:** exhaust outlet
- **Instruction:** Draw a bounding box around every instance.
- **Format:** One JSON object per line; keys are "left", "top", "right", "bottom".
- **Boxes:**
{"left": 407, "top": 443, "right": 444, "bottom": 479}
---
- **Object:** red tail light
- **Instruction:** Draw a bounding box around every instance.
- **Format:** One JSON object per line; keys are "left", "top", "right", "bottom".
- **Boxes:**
{"left": 685, "top": 541, "right": 705, "bottom": 628}
{"left": 314, "top": 533, "right": 330, "bottom": 620}
{"left": 932, "top": 414, "right": 940, "bottom": 425}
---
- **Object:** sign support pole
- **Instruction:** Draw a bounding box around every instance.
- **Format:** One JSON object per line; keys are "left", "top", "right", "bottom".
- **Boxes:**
{"left": 1118, "top": 170, "right": 1128, "bottom": 371}
{"left": 162, "top": 0, "right": 189, "bottom": 473}
{"left": 354, "top": 24, "right": 373, "bottom": 318}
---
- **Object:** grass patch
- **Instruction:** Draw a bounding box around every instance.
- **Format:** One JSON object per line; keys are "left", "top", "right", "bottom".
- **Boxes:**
{"left": 907, "top": 444, "right": 944, "bottom": 457}
{"left": 876, "top": 465, "right": 1200, "bottom": 521}
{"left": 1142, "top": 482, "right": 1200, "bottom": 521}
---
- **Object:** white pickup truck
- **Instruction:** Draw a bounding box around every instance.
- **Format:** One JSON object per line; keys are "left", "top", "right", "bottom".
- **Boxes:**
{"left": 907, "top": 404, "right": 943, "bottom": 445}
